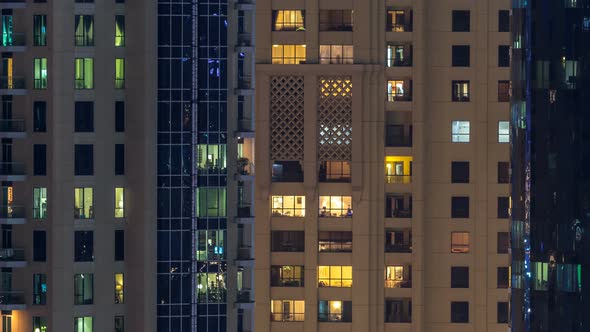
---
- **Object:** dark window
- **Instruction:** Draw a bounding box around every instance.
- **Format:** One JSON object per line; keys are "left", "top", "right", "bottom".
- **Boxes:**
{"left": 33, "top": 230, "right": 46, "bottom": 261}
{"left": 75, "top": 101, "right": 94, "bottom": 132}
{"left": 74, "top": 273, "right": 94, "bottom": 304}
{"left": 452, "top": 45, "right": 470, "bottom": 67}
{"left": 497, "top": 302, "right": 509, "bottom": 323}
{"left": 498, "top": 45, "right": 510, "bottom": 67}
{"left": 497, "top": 267, "right": 509, "bottom": 288}
{"left": 75, "top": 144, "right": 93, "bottom": 176}
{"left": 115, "top": 316, "right": 124, "bottom": 332}
{"left": 384, "top": 298, "right": 412, "bottom": 323}
{"left": 115, "top": 101, "right": 125, "bottom": 132}
{"left": 33, "top": 144, "right": 47, "bottom": 176}
{"left": 115, "top": 230, "right": 124, "bottom": 261}
{"left": 498, "top": 10, "right": 510, "bottom": 32}
{"left": 451, "top": 266, "right": 469, "bottom": 288}
{"left": 452, "top": 80, "right": 470, "bottom": 102}
{"left": 270, "top": 265, "right": 304, "bottom": 287}
{"left": 271, "top": 231, "right": 304, "bottom": 252}
{"left": 497, "top": 197, "right": 509, "bottom": 218}
{"left": 319, "top": 10, "right": 353, "bottom": 31}
{"left": 451, "top": 197, "right": 469, "bottom": 218}
{"left": 451, "top": 161, "right": 469, "bottom": 183}
{"left": 498, "top": 162, "right": 509, "bottom": 183}
{"left": 498, "top": 80, "right": 510, "bottom": 102}
{"left": 452, "top": 10, "right": 470, "bottom": 32}
{"left": 318, "top": 231, "right": 352, "bottom": 252}
{"left": 115, "top": 144, "right": 125, "bottom": 175}
{"left": 318, "top": 300, "right": 352, "bottom": 322}
{"left": 451, "top": 301, "right": 469, "bottom": 323}
{"left": 74, "top": 231, "right": 94, "bottom": 261}
{"left": 33, "top": 101, "right": 46, "bottom": 132}
{"left": 33, "top": 273, "right": 47, "bottom": 305}
{"left": 116, "top": 0, "right": 124, "bottom": 3}
{"left": 497, "top": 232, "right": 509, "bottom": 253}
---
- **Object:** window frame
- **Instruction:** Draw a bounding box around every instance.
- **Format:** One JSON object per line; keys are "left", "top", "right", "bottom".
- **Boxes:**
{"left": 451, "top": 121, "right": 470, "bottom": 143}
{"left": 318, "top": 265, "right": 353, "bottom": 288}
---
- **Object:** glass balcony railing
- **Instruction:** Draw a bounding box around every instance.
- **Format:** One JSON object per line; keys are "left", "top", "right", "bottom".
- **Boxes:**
{"left": 0, "top": 248, "right": 25, "bottom": 261}
{"left": 0, "top": 33, "right": 25, "bottom": 47}
{"left": 0, "top": 291, "right": 24, "bottom": 305}
{"left": 0, "top": 206, "right": 25, "bottom": 219}
{"left": 385, "top": 243, "right": 412, "bottom": 253}
{"left": 236, "top": 289, "right": 253, "bottom": 303}
{"left": 0, "top": 76, "right": 25, "bottom": 89}
{"left": 0, "top": 119, "right": 25, "bottom": 133}
{"left": 385, "top": 175, "right": 412, "bottom": 184}
{"left": 0, "top": 162, "right": 25, "bottom": 176}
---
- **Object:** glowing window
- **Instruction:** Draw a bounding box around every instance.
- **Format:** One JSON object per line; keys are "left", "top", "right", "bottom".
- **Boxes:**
{"left": 319, "top": 195, "right": 352, "bottom": 217}
{"left": 271, "top": 195, "right": 305, "bottom": 217}
{"left": 318, "top": 266, "right": 352, "bottom": 287}
{"left": 451, "top": 232, "right": 470, "bottom": 253}
{"left": 74, "top": 187, "right": 93, "bottom": 219}
{"left": 451, "top": 121, "right": 470, "bottom": 143}
{"left": 114, "top": 273, "right": 124, "bottom": 304}
{"left": 271, "top": 300, "right": 305, "bottom": 321}
{"left": 271, "top": 45, "right": 306, "bottom": 64}
{"left": 272, "top": 10, "right": 305, "bottom": 31}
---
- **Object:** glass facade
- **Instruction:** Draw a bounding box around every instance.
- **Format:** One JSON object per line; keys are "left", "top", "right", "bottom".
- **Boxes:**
{"left": 511, "top": 2, "right": 590, "bottom": 331}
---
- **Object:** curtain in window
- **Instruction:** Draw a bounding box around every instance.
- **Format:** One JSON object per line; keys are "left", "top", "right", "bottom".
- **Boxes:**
{"left": 115, "top": 16, "right": 125, "bottom": 46}
{"left": 1, "top": 15, "right": 12, "bottom": 46}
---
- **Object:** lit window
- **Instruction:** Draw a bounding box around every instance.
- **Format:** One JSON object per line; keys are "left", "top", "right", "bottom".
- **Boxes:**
{"left": 272, "top": 10, "right": 305, "bottom": 31}
{"left": 386, "top": 44, "right": 411, "bottom": 67}
{"left": 451, "top": 232, "right": 470, "bottom": 253}
{"left": 271, "top": 300, "right": 305, "bottom": 321}
{"left": 196, "top": 271, "right": 227, "bottom": 303}
{"left": 271, "top": 195, "right": 305, "bottom": 217}
{"left": 498, "top": 121, "right": 510, "bottom": 143}
{"left": 33, "top": 58, "right": 47, "bottom": 89}
{"left": 318, "top": 266, "right": 353, "bottom": 287}
{"left": 452, "top": 121, "right": 470, "bottom": 143}
{"left": 33, "top": 15, "right": 47, "bottom": 46}
{"left": 33, "top": 274, "right": 47, "bottom": 305}
{"left": 319, "top": 195, "right": 352, "bottom": 217}
{"left": 385, "top": 156, "right": 412, "bottom": 184}
{"left": 196, "top": 188, "right": 226, "bottom": 217}
{"left": 271, "top": 265, "right": 304, "bottom": 287}
{"left": 75, "top": 58, "right": 94, "bottom": 89}
{"left": 386, "top": 266, "right": 410, "bottom": 288}
{"left": 387, "top": 80, "right": 411, "bottom": 101}
{"left": 196, "top": 230, "right": 226, "bottom": 260}
{"left": 271, "top": 45, "right": 306, "bottom": 64}
{"left": 115, "top": 58, "right": 125, "bottom": 89}
{"left": 452, "top": 80, "right": 470, "bottom": 102}
{"left": 74, "top": 187, "right": 94, "bottom": 219}
{"left": 74, "top": 15, "right": 94, "bottom": 46}
{"left": 319, "top": 161, "right": 351, "bottom": 182}
{"left": 115, "top": 15, "right": 125, "bottom": 47}
{"left": 74, "top": 274, "right": 94, "bottom": 305}
{"left": 387, "top": 10, "right": 411, "bottom": 31}
{"left": 114, "top": 273, "right": 124, "bottom": 304}
{"left": 196, "top": 144, "right": 227, "bottom": 172}
{"left": 318, "top": 300, "right": 352, "bottom": 322}
{"left": 74, "top": 317, "right": 93, "bottom": 332}
{"left": 115, "top": 187, "right": 124, "bottom": 218}
{"left": 33, "top": 317, "right": 47, "bottom": 332}
{"left": 33, "top": 187, "right": 47, "bottom": 219}
{"left": 319, "top": 45, "right": 353, "bottom": 64}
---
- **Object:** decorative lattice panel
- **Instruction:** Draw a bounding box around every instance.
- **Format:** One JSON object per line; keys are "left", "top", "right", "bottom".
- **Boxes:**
{"left": 270, "top": 76, "right": 305, "bottom": 161}
{"left": 318, "top": 76, "right": 352, "bottom": 161}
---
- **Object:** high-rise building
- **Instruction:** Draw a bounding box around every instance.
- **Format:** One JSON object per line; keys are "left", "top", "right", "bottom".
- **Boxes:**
{"left": 255, "top": 0, "right": 511, "bottom": 331}
{"left": 511, "top": 1, "right": 590, "bottom": 331}
{"left": 0, "top": 0, "right": 255, "bottom": 331}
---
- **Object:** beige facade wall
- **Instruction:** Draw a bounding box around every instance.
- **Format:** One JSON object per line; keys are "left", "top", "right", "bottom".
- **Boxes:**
{"left": 255, "top": 1, "right": 510, "bottom": 332}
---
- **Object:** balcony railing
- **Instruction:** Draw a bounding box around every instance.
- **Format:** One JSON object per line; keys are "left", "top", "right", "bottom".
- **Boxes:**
{"left": 387, "top": 23, "right": 412, "bottom": 32}
{"left": 0, "top": 291, "right": 24, "bottom": 305}
{"left": 237, "top": 33, "right": 252, "bottom": 46}
{"left": 385, "top": 134, "right": 412, "bottom": 147}
{"left": 238, "top": 76, "right": 253, "bottom": 89}
{"left": 271, "top": 279, "right": 304, "bottom": 287}
{"left": 236, "top": 289, "right": 253, "bottom": 303}
{"left": 388, "top": 93, "right": 412, "bottom": 102}
{"left": 0, "top": 206, "right": 25, "bottom": 219}
{"left": 385, "top": 175, "right": 412, "bottom": 184}
{"left": 387, "top": 58, "right": 412, "bottom": 67}
{"left": 385, "top": 279, "right": 412, "bottom": 288}
{"left": 386, "top": 209, "right": 412, "bottom": 218}
{"left": 0, "top": 76, "right": 25, "bottom": 89}
{"left": 237, "top": 246, "right": 253, "bottom": 260}
{"left": 0, "top": 33, "right": 25, "bottom": 47}
{"left": 0, "top": 119, "right": 25, "bottom": 133}
{"left": 319, "top": 23, "right": 353, "bottom": 31}
{"left": 0, "top": 162, "right": 25, "bottom": 176}
{"left": 0, "top": 248, "right": 25, "bottom": 261}
{"left": 385, "top": 243, "right": 412, "bottom": 253}
{"left": 237, "top": 204, "right": 253, "bottom": 218}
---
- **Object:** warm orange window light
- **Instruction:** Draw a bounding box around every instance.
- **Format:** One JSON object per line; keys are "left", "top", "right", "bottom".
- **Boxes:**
{"left": 385, "top": 156, "right": 413, "bottom": 183}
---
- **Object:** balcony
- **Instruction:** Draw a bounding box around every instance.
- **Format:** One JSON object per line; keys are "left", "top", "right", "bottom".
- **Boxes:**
{"left": 385, "top": 134, "right": 412, "bottom": 147}
{"left": 0, "top": 76, "right": 26, "bottom": 95}
{"left": 319, "top": 161, "right": 350, "bottom": 183}
{"left": 0, "top": 206, "right": 26, "bottom": 225}
{"left": 235, "top": 204, "right": 254, "bottom": 224}
{"left": 0, "top": 33, "right": 25, "bottom": 52}
{"left": 235, "top": 289, "right": 255, "bottom": 309}
{"left": 0, "top": 119, "right": 25, "bottom": 138}
{"left": 236, "top": 158, "right": 255, "bottom": 181}
{"left": 387, "top": 80, "right": 412, "bottom": 102}
{"left": 0, "top": 162, "right": 25, "bottom": 181}
{"left": 385, "top": 243, "right": 412, "bottom": 253}
{"left": 236, "top": 246, "right": 254, "bottom": 267}
{"left": 235, "top": 0, "right": 254, "bottom": 10}
{"left": 0, "top": 248, "right": 26, "bottom": 267}
{"left": 236, "top": 76, "right": 254, "bottom": 96}
{"left": 272, "top": 161, "right": 303, "bottom": 182}
{"left": 0, "top": 0, "right": 25, "bottom": 9}
{"left": 385, "top": 279, "right": 412, "bottom": 288}
{"left": 386, "top": 45, "right": 412, "bottom": 67}
{"left": 385, "top": 175, "right": 412, "bottom": 184}
{"left": 0, "top": 291, "right": 25, "bottom": 310}
{"left": 386, "top": 209, "right": 412, "bottom": 218}
{"left": 235, "top": 118, "right": 254, "bottom": 138}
